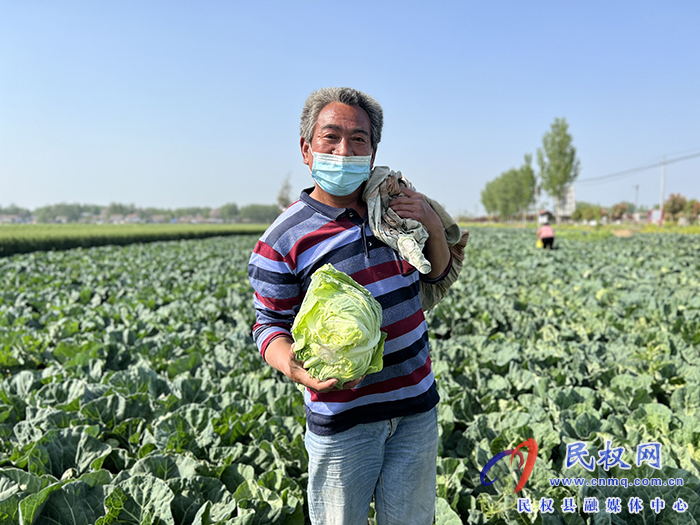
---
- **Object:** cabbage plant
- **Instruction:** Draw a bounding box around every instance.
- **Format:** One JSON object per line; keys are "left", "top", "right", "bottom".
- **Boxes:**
{"left": 292, "top": 264, "right": 386, "bottom": 385}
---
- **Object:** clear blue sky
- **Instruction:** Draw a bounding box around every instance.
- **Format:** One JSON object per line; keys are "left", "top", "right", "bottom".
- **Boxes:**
{"left": 2, "top": 1, "right": 699, "bottom": 216}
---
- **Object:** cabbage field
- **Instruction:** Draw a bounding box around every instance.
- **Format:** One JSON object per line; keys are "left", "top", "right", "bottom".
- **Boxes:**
{"left": 1, "top": 229, "right": 699, "bottom": 524}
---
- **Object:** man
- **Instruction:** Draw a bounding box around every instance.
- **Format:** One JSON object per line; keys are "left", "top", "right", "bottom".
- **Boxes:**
{"left": 248, "top": 87, "right": 451, "bottom": 524}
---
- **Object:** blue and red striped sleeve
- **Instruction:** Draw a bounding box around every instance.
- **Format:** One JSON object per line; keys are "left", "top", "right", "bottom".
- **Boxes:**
{"left": 248, "top": 239, "right": 301, "bottom": 359}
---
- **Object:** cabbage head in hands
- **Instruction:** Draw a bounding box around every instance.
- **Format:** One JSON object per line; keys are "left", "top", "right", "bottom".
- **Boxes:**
{"left": 292, "top": 264, "right": 387, "bottom": 386}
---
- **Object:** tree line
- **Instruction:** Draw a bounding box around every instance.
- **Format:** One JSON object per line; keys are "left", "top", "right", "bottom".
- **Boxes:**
{"left": 570, "top": 194, "right": 700, "bottom": 223}
{"left": 480, "top": 118, "right": 700, "bottom": 224}
{"left": 660, "top": 193, "right": 700, "bottom": 222}
{"left": 2, "top": 176, "right": 296, "bottom": 225}
{"left": 481, "top": 117, "right": 580, "bottom": 223}
{"left": 0, "top": 202, "right": 282, "bottom": 224}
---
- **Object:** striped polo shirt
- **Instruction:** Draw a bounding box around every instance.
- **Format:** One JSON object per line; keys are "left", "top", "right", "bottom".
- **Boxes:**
{"left": 248, "top": 189, "right": 442, "bottom": 436}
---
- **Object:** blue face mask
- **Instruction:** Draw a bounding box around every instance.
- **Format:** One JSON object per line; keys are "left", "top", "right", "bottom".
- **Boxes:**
{"left": 309, "top": 148, "right": 372, "bottom": 197}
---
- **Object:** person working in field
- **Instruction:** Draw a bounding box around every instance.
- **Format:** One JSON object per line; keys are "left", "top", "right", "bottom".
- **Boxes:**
{"left": 248, "top": 87, "right": 452, "bottom": 524}
{"left": 537, "top": 221, "right": 555, "bottom": 249}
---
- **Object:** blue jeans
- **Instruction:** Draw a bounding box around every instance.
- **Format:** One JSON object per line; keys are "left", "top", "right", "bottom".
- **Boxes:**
{"left": 305, "top": 407, "right": 438, "bottom": 525}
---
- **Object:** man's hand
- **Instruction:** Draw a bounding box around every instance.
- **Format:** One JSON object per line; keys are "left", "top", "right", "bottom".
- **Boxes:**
{"left": 389, "top": 187, "right": 451, "bottom": 280}
{"left": 265, "top": 337, "right": 363, "bottom": 393}
{"left": 389, "top": 187, "right": 443, "bottom": 235}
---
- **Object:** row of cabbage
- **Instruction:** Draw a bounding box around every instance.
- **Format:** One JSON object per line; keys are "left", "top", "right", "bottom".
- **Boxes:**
{"left": 0, "top": 229, "right": 699, "bottom": 523}
{"left": 0, "top": 224, "right": 266, "bottom": 256}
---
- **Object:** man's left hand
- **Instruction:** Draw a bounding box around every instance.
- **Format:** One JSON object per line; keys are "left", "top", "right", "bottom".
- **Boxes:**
{"left": 389, "top": 187, "right": 451, "bottom": 280}
{"left": 388, "top": 187, "right": 442, "bottom": 235}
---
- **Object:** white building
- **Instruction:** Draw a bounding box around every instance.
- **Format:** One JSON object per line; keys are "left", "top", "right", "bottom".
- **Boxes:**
{"left": 555, "top": 184, "right": 576, "bottom": 218}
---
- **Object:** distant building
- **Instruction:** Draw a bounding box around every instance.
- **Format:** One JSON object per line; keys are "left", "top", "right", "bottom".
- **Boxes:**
{"left": 124, "top": 214, "right": 142, "bottom": 224}
{"left": 648, "top": 209, "right": 663, "bottom": 224}
{"left": 0, "top": 214, "right": 22, "bottom": 224}
{"left": 555, "top": 184, "right": 576, "bottom": 218}
{"left": 538, "top": 210, "right": 554, "bottom": 224}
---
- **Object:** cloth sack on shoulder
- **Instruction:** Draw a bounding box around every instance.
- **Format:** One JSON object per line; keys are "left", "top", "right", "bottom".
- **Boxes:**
{"left": 363, "top": 166, "right": 469, "bottom": 311}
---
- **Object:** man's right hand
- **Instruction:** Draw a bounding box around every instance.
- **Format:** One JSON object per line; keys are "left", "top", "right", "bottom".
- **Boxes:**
{"left": 265, "top": 337, "right": 360, "bottom": 393}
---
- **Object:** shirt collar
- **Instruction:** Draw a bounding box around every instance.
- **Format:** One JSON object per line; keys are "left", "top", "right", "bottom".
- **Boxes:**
{"left": 300, "top": 187, "right": 347, "bottom": 220}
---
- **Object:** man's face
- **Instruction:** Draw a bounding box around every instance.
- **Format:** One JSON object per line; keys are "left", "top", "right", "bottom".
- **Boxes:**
{"left": 301, "top": 102, "right": 376, "bottom": 170}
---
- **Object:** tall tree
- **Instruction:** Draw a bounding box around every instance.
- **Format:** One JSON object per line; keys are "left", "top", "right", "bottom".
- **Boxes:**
{"left": 685, "top": 199, "right": 700, "bottom": 222}
{"left": 537, "top": 118, "right": 580, "bottom": 223}
{"left": 480, "top": 178, "right": 501, "bottom": 217}
{"left": 480, "top": 155, "right": 536, "bottom": 220}
{"left": 218, "top": 203, "right": 240, "bottom": 222}
{"left": 513, "top": 154, "right": 536, "bottom": 221}
{"left": 664, "top": 193, "right": 687, "bottom": 221}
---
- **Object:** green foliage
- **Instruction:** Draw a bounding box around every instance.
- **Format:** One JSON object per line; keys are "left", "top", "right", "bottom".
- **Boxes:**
{"left": 239, "top": 204, "right": 281, "bottom": 223}
{"left": 35, "top": 203, "right": 102, "bottom": 223}
{"left": 610, "top": 201, "right": 634, "bottom": 220}
{"left": 665, "top": 193, "right": 687, "bottom": 220}
{"left": 1, "top": 229, "right": 699, "bottom": 523}
{"left": 685, "top": 198, "right": 700, "bottom": 221}
{"left": 0, "top": 235, "right": 306, "bottom": 523}
{"left": 426, "top": 228, "right": 700, "bottom": 522}
{"left": 481, "top": 155, "right": 536, "bottom": 219}
{"left": 12, "top": 201, "right": 277, "bottom": 225}
{"left": 106, "top": 203, "right": 137, "bottom": 218}
{"left": 621, "top": 201, "right": 636, "bottom": 214}
{"left": 170, "top": 207, "right": 212, "bottom": 220}
{"left": 218, "top": 203, "right": 240, "bottom": 221}
{"left": 0, "top": 204, "right": 32, "bottom": 220}
{"left": 571, "top": 201, "right": 602, "bottom": 222}
{"left": 537, "top": 118, "right": 580, "bottom": 216}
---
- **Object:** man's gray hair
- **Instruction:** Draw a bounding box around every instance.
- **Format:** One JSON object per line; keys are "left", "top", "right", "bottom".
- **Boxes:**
{"left": 300, "top": 87, "right": 384, "bottom": 150}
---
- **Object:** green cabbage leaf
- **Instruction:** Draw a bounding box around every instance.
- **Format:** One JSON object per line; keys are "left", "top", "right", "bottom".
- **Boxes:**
{"left": 291, "top": 264, "right": 386, "bottom": 385}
